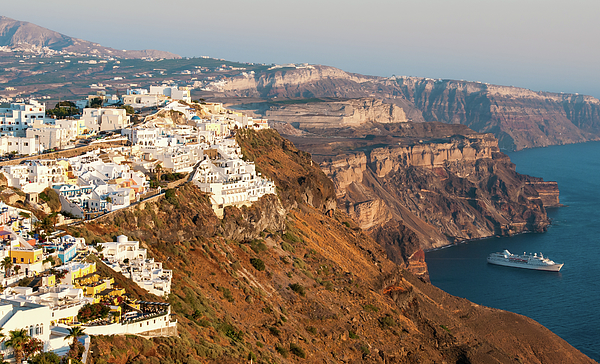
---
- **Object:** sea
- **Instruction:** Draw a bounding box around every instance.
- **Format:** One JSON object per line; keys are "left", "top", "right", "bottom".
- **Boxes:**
{"left": 425, "top": 141, "right": 600, "bottom": 361}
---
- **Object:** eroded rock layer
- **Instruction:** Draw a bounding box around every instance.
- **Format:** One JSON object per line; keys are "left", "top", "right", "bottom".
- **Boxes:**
{"left": 320, "top": 132, "right": 551, "bottom": 250}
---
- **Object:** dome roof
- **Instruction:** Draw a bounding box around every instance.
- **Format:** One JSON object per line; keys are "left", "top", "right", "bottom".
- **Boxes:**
{"left": 191, "top": 115, "right": 201, "bottom": 120}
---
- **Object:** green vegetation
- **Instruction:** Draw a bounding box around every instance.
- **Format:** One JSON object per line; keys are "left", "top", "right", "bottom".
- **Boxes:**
{"left": 77, "top": 303, "right": 110, "bottom": 323}
{"left": 378, "top": 315, "right": 396, "bottom": 329}
{"left": 268, "top": 326, "right": 280, "bottom": 337}
{"left": 289, "top": 283, "right": 306, "bottom": 297}
{"left": 249, "top": 239, "right": 267, "bottom": 253}
{"left": 39, "top": 187, "right": 61, "bottom": 212}
{"left": 249, "top": 258, "right": 265, "bottom": 271}
{"left": 164, "top": 189, "right": 179, "bottom": 206}
{"left": 275, "top": 345, "right": 288, "bottom": 358}
{"left": 289, "top": 343, "right": 306, "bottom": 358}
{"left": 363, "top": 304, "right": 380, "bottom": 313}
{"left": 46, "top": 101, "right": 79, "bottom": 118}
{"left": 281, "top": 242, "right": 295, "bottom": 253}
{"left": 119, "top": 105, "right": 135, "bottom": 115}
{"left": 349, "top": 330, "right": 359, "bottom": 339}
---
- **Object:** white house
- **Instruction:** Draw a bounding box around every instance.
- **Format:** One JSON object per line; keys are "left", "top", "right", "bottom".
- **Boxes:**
{"left": 0, "top": 135, "right": 41, "bottom": 156}
{"left": 99, "top": 235, "right": 172, "bottom": 296}
{"left": 1, "top": 160, "right": 66, "bottom": 194}
{"left": 0, "top": 100, "right": 50, "bottom": 136}
{"left": 192, "top": 139, "right": 276, "bottom": 217}
{"left": 80, "top": 108, "right": 130, "bottom": 133}
{"left": 149, "top": 85, "right": 191, "bottom": 102}
{"left": 0, "top": 299, "right": 52, "bottom": 351}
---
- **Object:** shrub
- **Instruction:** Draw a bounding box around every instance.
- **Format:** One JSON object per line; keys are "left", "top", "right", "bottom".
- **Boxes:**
{"left": 363, "top": 304, "right": 380, "bottom": 313}
{"left": 268, "top": 326, "right": 280, "bottom": 337}
{"left": 78, "top": 303, "right": 111, "bottom": 323}
{"left": 289, "top": 283, "right": 306, "bottom": 296}
{"left": 275, "top": 345, "right": 288, "bottom": 358}
{"left": 281, "top": 242, "right": 295, "bottom": 253}
{"left": 289, "top": 343, "right": 306, "bottom": 358}
{"left": 250, "top": 240, "right": 267, "bottom": 253}
{"left": 217, "top": 322, "right": 244, "bottom": 343}
{"left": 349, "top": 330, "right": 359, "bottom": 339}
{"left": 360, "top": 344, "right": 370, "bottom": 356}
{"left": 306, "top": 326, "right": 317, "bottom": 335}
{"left": 250, "top": 258, "right": 265, "bottom": 271}
{"left": 164, "top": 189, "right": 178, "bottom": 206}
{"left": 378, "top": 315, "right": 396, "bottom": 329}
{"left": 283, "top": 231, "right": 301, "bottom": 244}
{"left": 293, "top": 258, "right": 306, "bottom": 270}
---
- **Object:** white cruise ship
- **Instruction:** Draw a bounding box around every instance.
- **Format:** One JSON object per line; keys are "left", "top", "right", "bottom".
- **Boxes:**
{"left": 487, "top": 249, "right": 564, "bottom": 272}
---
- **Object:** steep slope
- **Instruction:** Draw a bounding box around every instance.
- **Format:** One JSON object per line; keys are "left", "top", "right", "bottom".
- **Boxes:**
{"left": 65, "top": 130, "right": 593, "bottom": 364}
{"left": 0, "top": 16, "right": 180, "bottom": 59}
{"left": 214, "top": 65, "right": 600, "bottom": 150}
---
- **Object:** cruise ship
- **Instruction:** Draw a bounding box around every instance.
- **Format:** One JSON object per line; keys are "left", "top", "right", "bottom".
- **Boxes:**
{"left": 487, "top": 250, "right": 564, "bottom": 271}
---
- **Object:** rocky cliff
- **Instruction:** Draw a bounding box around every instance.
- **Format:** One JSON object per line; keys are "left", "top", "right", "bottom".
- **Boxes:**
{"left": 216, "top": 65, "right": 600, "bottom": 150}
{"left": 264, "top": 98, "right": 408, "bottom": 129}
{"left": 282, "top": 121, "right": 555, "bottom": 252}
{"left": 68, "top": 130, "right": 593, "bottom": 364}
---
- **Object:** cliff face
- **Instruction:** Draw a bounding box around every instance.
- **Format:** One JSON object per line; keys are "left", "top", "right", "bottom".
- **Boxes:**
{"left": 320, "top": 133, "right": 550, "bottom": 250}
{"left": 395, "top": 78, "right": 600, "bottom": 150}
{"left": 219, "top": 65, "right": 600, "bottom": 150}
{"left": 265, "top": 98, "right": 408, "bottom": 128}
{"left": 72, "top": 130, "right": 593, "bottom": 364}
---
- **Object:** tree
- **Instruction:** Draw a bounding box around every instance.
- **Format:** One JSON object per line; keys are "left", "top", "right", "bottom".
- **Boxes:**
{"left": 90, "top": 97, "right": 103, "bottom": 108}
{"left": 119, "top": 105, "right": 134, "bottom": 115}
{"left": 13, "top": 265, "right": 21, "bottom": 275}
{"left": 155, "top": 163, "right": 163, "bottom": 183}
{"left": 22, "top": 337, "right": 44, "bottom": 361}
{"left": 64, "top": 326, "right": 86, "bottom": 352}
{"left": 5, "top": 329, "right": 29, "bottom": 364}
{"left": 30, "top": 351, "right": 61, "bottom": 364}
{"left": 2, "top": 257, "right": 13, "bottom": 278}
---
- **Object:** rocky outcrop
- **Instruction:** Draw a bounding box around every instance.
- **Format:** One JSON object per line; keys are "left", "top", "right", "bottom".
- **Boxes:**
{"left": 527, "top": 181, "right": 561, "bottom": 207}
{"left": 320, "top": 132, "right": 553, "bottom": 250}
{"left": 236, "top": 129, "right": 336, "bottom": 213}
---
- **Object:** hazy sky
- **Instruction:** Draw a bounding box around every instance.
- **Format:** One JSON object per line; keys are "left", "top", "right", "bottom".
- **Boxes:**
{"left": 4, "top": 0, "right": 600, "bottom": 97}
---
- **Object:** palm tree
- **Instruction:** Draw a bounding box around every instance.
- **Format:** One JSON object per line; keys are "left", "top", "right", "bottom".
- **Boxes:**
{"left": 1, "top": 257, "right": 12, "bottom": 278}
{"left": 5, "top": 329, "right": 29, "bottom": 364}
{"left": 64, "top": 326, "right": 86, "bottom": 353}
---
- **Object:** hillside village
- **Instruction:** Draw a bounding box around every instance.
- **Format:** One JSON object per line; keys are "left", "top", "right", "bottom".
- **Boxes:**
{"left": 0, "top": 89, "right": 276, "bottom": 362}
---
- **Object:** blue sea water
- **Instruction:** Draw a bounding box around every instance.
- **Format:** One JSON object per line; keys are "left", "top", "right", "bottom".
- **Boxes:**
{"left": 425, "top": 141, "right": 600, "bottom": 361}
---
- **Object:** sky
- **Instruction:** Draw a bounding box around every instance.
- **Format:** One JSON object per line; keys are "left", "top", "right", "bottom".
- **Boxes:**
{"left": 3, "top": 0, "right": 600, "bottom": 98}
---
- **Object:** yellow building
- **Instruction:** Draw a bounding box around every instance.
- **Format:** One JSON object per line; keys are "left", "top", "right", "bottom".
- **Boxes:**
{"left": 62, "top": 262, "right": 97, "bottom": 285}
{"left": 9, "top": 240, "right": 43, "bottom": 265}
{"left": 56, "top": 160, "right": 77, "bottom": 184}
{"left": 41, "top": 274, "right": 56, "bottom": 287}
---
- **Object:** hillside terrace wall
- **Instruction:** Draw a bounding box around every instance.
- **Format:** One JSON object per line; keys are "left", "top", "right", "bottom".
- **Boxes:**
{"left": 78, "top": 313, "right": 177, "bottom": 336}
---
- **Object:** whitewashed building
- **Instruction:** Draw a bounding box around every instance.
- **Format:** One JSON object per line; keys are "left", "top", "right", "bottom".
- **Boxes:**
{"left": 99, "top": 235, "right": 172, "bottom": 297}
{"left": 81, "top": 108, "right": 131, "bottom": 133}
{"left": 192, "top": 139, "right": 276, "bottom": 217}
{"left": 0, "top": 100, "right": 50, "bottom": 136}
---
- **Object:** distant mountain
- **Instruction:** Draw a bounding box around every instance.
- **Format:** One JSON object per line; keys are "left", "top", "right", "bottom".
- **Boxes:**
{"left": 209, "top": 65, "right": 600, "bottom": 150}
{"left": 0, "top": 16, "right": 180, "bottom": 59}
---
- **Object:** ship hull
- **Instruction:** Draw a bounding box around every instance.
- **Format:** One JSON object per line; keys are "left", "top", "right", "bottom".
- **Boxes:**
{"left": 487, "top": 258, "right": 564, "bottom": 272}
